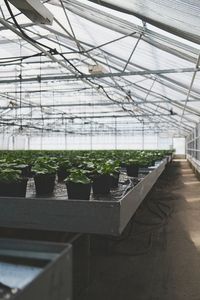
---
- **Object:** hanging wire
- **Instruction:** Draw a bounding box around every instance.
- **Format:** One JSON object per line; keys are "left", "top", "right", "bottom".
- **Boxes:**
{"left": 3, "top": 0, "right": 188, "bottom": 136}
{"left": 53, "top": 17, "right": 98, "bottom": 65}
{"left": 4, "top": 0, "right": 86, "bottom": 74}
{"left": 4, "top": 0, "right": 54, "bottom": 51}
{"left": 4, "top": 0, "right": 142, "bottom": 126}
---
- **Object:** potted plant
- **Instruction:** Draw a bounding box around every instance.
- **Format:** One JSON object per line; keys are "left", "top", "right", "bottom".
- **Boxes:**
{"left": 57, "top": 158, "right": 71, "bottom": 182}
{"left": 65, "top": 169, "right": 91, "bottom": 200}
{"left": 110, "top": 171, "right": 120, "bottom": 188}
{"left": 92, "top": 160, "right": 118, "bottom": 195}
{"left": 0, "top": 168, "right": 28, "bottom": 197}
{"left": 126, "top": 158, "right": 139, "bottom": 177}
{"left": 32, "top": 158, "right": 57, "bottom": 196}
{"left": 109, "top": 160, "right": 120, "bottom": 188}
{"left": 13, "top": 163, "right": 32, "bottom": 178}
{"left": 1, "top": 156, "right": 33, "bottom": 178}
{"left": 138, "top": 157, "right": 153, "bottom": 168}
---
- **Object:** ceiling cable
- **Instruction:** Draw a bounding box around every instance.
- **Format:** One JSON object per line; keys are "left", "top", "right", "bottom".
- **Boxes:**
{"left": 53, "top": 17, "right": 98, "bottom": 65}
{"left": 4, "top": 0, "right": 54, "bottom": 52}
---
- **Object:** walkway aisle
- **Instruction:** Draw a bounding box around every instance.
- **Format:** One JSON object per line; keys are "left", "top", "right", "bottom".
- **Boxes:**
{"left": 83, "top": 160, "right": 200, "bottom": 300}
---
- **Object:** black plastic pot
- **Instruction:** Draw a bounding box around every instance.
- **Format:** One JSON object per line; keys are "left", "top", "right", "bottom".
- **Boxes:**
{"left": 66, "top": 182, "right": 91, "bottom": 200}
{"left": 149, "top": 160, "right": 156, "bottom": 167}
{"left": 34, "top": 173, "right": 56, "bottom": 195}
{"left": 120, "top": 162, "right": 127, "bottom": 168}
{"left": 126, "top": 165, "right": 139, "bottom": 177}
{"left": 14, "top": 164, "right": 32, "bottom": 178}
{"left": 110, "top": 172, "right": 120, "bottom": 188}
{"left": 0, "top": 179, "right": 28, "bottom": 197}
{"left": 57, "top": 167, "right": 70, "bottom": 182}
{"left": 92, "top": 175, "right": 111, "bottom": 195}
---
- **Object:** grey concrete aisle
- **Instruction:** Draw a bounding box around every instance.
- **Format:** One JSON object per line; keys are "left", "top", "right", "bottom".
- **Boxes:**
{"left": 83, "top": 160, "right": 200, "bottom": 300}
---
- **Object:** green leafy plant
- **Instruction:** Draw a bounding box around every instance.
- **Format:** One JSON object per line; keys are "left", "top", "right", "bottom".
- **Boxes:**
{"left": 93, "top": 159, "right": 120, "bottom": 177}
{"left": 32, "top": 157, "right": 57, "bottom": 175}
{"left": 0, "top": 150, "right": 170, "bottom": 181}
{"left": 58, "top": 158, "right": 72, "bottom": 169}
{"left": 0, "top": 168, "right": 22, "bottom": 182}
{"left": 126, "top": 158, "right": 139, "bottom": 166}
{"left": 78, "top": 161, "right": 95, "bottom": 171}
{"left": 65, "top": 169, "right": 91, "bottom": 184}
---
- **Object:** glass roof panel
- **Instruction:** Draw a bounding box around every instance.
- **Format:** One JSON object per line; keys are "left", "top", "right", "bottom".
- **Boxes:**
{"left": 0, "top": 0, "right": 198, "bottom": 138}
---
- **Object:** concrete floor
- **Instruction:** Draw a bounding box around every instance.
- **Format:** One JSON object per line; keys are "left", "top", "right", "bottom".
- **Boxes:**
{"left": 83, "top": 160, "right": 200, "bottom": 300}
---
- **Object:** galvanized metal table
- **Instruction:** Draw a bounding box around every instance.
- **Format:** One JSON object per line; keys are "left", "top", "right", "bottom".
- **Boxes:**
{"left": 0, "top": 159, "right": 167, "bottom": 236}
{"left": 0, "top": 239, "right": 72, "bottom": 300}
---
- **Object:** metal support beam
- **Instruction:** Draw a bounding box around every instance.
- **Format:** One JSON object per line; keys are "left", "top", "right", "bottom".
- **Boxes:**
{"left": 98, "top": 78, "right": 193, "bottom": 132}
{"left": 0, "top": 67, "right": 198, "bottom": 84}
{"left": 180, "top": 52, "right": 200, "bottom": 124}
{"left": 58, "top": 0, "right": 198, "bottom": 62}
{"left": 1, "top": 113, "right": 196, "bottom": 120}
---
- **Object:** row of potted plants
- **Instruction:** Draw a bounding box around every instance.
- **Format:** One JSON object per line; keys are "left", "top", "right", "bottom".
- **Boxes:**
{"left": 0, "top": 150, "right": 173, "bottom": 199}
{"left": 0, "top": 158, "right": 121, "bottom": 198}
{"left": 0, "top": 149, "right": 172, "bottom": 165}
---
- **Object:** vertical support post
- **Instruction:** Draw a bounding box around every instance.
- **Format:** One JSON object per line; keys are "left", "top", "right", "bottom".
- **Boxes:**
{"left": 12, "top": 135, "right": 14, "bottom": 150}
{"left": 142, "top": 121, "right": 144, "bottom": 150}
{"left": 114, "top": 117, "right": 117, "bottom": 150}
{"left": 65, "top": 119, "right": 67, "bottom": 150}
{"left": 90, "top": 120, "right": 93, "bottom": 150}
{"left": 28, "top": 135, "right": 30, "bottom": 150}
{"left": 40, "top": 134, "right": 43, "bottom": 150}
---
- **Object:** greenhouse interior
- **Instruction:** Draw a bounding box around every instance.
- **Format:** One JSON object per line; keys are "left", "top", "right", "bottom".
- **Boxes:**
{"left": 0, "top": 0, "right": 200, "bottom": 299}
